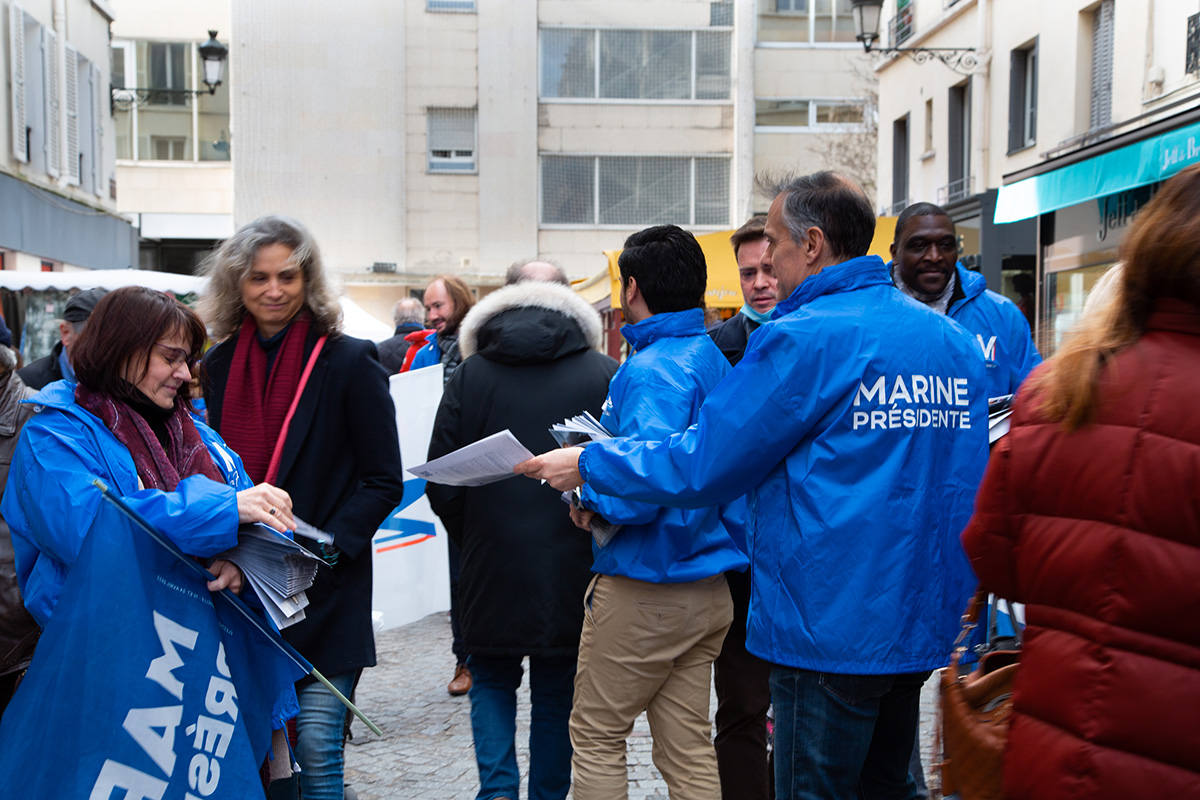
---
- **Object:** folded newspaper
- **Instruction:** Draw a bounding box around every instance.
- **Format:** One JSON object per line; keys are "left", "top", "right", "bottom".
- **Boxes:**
{"left": 550, "top": 413, "right": 623, "bottom": 548}
{"left": 215, "top": 523, "right": 324, "bottom": 630}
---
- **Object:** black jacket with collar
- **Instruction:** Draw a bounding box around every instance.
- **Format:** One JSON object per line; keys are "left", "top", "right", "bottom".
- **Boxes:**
{"left": 16, "top": 342, "right": 64, "bottom": 391}
{"left": 204, "top": 328, "right": 404, "bottom": 679}
{"left": 426, "top": 282, "right": 617, "bottom": 657}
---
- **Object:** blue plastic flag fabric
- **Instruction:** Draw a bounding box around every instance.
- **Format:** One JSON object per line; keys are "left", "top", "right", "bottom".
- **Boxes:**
{"left": 0, "top": 500, "right": 306, "bottom": 798}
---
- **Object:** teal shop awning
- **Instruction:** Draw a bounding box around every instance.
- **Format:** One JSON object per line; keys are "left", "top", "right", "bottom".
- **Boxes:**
{"left": 994, "top": 119, "right": 1200, "bottom": 224}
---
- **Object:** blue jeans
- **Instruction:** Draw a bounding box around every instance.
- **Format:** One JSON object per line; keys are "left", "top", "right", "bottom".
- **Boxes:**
{"left": 771, "top": 666, "right": 930, "bottom": 800}
{"left": 467, "top": 654, "right": 576, "bottom": 800}
{"left": 294, "top": 670, "right": 358, "bottom": 800}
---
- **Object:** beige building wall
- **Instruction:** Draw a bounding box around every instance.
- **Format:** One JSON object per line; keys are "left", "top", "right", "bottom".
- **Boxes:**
{"left": 232, "top": 0, "right": 406, "bottom": 276}
{"left": 876, "top": 0, "right": 1200, "bottom": 206}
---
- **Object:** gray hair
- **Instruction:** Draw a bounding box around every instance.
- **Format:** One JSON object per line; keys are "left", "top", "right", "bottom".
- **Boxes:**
{"left": 756, "top": 170, "right": 876, "bottom": 261}
{"left": 392, "top": 297, "right": 425, "bottom": 327}
{"left": 505, "top": 258, "right": 569, "bottom": 287}
{"left": 199, "top": 215, "right": 343, "bottom": 340}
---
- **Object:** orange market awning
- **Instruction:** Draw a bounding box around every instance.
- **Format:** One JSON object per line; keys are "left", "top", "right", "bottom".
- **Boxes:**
{"left": 601, "top": 218, "right": 897, "bottom": 309}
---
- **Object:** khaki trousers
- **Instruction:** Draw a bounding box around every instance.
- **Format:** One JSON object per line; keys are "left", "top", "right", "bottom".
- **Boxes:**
{"left": 570, "top": 573, "right": 734, "bottom": 800}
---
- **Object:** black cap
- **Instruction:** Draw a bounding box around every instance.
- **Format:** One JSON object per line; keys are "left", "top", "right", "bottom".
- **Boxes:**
{"left": 62, "top": 288, "right": 109, "bottom": 324}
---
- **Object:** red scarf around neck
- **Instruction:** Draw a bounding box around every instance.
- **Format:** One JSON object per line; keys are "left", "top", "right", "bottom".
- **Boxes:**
{"left": 219, "top": 312, "right": 312, "bottom": 483}
{"left": 75, "top": 386, "right": 224, "bottom": 491}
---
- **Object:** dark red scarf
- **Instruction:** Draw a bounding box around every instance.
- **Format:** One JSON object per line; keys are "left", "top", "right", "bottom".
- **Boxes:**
{"left": 219, "top": 312, "right": 312, "bottom": 483}
{"left": 75, "top": 386, "right": 224, "bottom": 491}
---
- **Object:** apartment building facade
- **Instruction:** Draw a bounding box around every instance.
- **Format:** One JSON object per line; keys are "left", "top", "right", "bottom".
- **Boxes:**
{"left": 876, "top": 0, "right": 1200, "bottom": 352}
{"left": 226, "top": 0, "right": 875, "bottom": 320}
{"left": 2, "top": 0, "right": 134, "bottom": 273}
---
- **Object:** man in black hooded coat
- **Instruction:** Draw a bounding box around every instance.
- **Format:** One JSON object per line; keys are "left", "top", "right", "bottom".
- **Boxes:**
{"left": 426, "top": 265, "right": 616, "bottom": 800}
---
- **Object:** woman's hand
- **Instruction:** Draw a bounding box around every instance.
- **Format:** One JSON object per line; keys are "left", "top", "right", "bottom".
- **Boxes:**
{"left": 236, "top": 483, "right": 295, "bottom": 533}
{"left": 207, "top": 559, "right": 244, "bottom": 594}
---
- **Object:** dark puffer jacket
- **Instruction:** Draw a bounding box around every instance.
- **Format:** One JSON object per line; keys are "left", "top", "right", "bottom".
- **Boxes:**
{"left": 962, "top": 298, "right": 1200, "bottom": 799}
{"left": 426, "top": 281, "right": 617, "bottom": 657}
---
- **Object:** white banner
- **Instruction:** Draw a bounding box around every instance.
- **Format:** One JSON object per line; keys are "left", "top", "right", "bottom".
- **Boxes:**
{"left": 370, "top": 364, "right": 451, "bottom": 631}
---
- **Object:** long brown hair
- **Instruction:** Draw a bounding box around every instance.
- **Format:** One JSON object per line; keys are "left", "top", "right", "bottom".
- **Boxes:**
{"left": 72, "top": 286, "right": 207, "bottom": 410}
{"left": 1030, "top": 163, "right": 1200, "bottom": 429}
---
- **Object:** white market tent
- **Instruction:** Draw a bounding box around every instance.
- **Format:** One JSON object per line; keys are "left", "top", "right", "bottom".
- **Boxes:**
{"left": 0, "top": 270, "right": 394, "bottom": 342}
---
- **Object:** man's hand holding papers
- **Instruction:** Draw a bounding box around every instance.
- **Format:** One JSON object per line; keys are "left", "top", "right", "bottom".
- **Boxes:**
{"left": 514, "top": 446, "right": 584, "bottom": 490}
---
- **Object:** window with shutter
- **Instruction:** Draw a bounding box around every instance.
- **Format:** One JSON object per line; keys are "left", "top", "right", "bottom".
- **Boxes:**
{"left": 1089, "top": 0, "right": 1114, "bottom": 131}
{"left": 1186, "top": 13, "right": 1199, "bottom": 75}
{"left": 892, "top": 115, "right": 909, "bottom": 211}
{"left": 43, "top": 26, "right": 60, "bottom": 177}
{"left": 427, "top": 108, "right": 476, "bottom": 172}
{"left": 64, "top": 44, "right": 80, "bottom": 185}
{"left": 1007, "top": 40, "right": 1037, "bottom": 154}
{"left": 92, "top": 63, "right": 104, "bottom": 196}
{"left": 10, "top": 3, "right": 27, "bottom": 163}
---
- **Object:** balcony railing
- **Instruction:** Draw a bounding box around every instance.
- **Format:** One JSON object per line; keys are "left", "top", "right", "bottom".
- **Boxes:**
{"left": 889, "top": 4, "right": 915, "bottom": 47}
{"left": 938, "top": 175, "right": 974, "bottom": 204}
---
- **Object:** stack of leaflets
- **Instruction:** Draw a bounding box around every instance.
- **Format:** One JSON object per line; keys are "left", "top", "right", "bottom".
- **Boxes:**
{"left": 215, "top": 523, "right": 324, "bottom": 630}
{"left": 549, "top": 413, "right": 623, "bottom": 548}
{"left": 988, "top": 394, "right": 1016, "bottom": 444}
{"left": 550, "top": 412, "right": 612, "bottom": 447}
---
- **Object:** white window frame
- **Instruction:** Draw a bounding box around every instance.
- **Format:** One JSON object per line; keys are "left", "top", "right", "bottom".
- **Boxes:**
{"left": 539, "top": 27, "right": 733, "bottom": 104}
{"left": 538, "top": 153, "right": 731, "bottom": 230}
{"left": 426, "top": 108, "right": 477, "bottom": 174}
{"left": 112, "top": 37, "right": 228, "bottom": 165}
{"left": 753, "top": 97, "right": 870, "bottom": 133}
{"left": 756, "top": 0, "right": 860, "bottom": 49}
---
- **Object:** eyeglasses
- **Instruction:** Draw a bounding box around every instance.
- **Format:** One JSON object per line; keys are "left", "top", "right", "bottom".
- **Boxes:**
{"left": 154, "top": 343, "right": 195, "bottom": 370}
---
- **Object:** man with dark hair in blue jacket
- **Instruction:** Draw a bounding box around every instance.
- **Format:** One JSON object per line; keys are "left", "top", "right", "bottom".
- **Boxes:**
{"left": 518, "top": 172, "right": 989, "bottom": 800}
{"left": 567, "top": 224, "right": 748, "bottom": 800}
{"left": 890, "top": 202, "right": 1041, "bottom": 399}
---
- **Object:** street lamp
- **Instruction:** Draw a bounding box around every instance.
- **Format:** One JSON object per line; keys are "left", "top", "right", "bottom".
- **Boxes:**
{"left": 111, "top": 30, "right": 229, "bottom": 111}
{"left": 849, "top": 0, "right": 977, "bottom": 74}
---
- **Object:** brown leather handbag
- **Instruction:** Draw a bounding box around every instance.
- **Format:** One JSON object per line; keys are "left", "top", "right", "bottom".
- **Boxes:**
{"left": 938, "top": 587, "right": 1020, "bottom": 800}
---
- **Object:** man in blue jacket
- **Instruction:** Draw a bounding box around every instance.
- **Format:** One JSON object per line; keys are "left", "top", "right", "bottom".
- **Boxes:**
{"left": 568, "top": 224, "right": 748, "bottom": 800}
{"left": 518, "top": 172, "right": 988, "bottom": 800}
{"left": 890, "top": 202, "right": 1041, "bottom": 399}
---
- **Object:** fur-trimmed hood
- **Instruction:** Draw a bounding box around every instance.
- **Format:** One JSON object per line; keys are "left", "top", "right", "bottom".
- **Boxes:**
{"left": 459, "top": 281, "right": 604, "bottom": 362}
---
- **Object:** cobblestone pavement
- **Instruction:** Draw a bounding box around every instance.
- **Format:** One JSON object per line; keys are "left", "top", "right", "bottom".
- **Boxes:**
{"left": 344, "top": 612, "right": 941, "bottom": 799}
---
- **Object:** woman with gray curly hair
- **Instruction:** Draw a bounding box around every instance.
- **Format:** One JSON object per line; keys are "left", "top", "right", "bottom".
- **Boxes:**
{"left": 200, "top": 215, "right": 404, "bottom": 800}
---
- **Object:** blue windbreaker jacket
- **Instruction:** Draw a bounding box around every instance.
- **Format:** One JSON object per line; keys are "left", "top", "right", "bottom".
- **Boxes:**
{"left": 580, "top": 308, "right": 748, "bottom": 583}
{"left": 942, "top": 263, "right": 1041, "bottom": 398}
{"left": 2, "top": 381, "right": 250, "bottom": 627}
{"left": 579, "top": 256, "right": 989, "bottom": 674}
{"left": 409, "top": 331, "right": 440, "bottom": 371}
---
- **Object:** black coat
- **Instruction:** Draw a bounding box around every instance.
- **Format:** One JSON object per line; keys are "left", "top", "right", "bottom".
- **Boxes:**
{"left": 376, "top": 323, "right": 425, "bottom": 373}
{"left": 706, "top": 311, "right": 762, "bottom": 367}
{"left": 426, "top": 282, "right": 617, "bottom": 658}
{"left": 17, "top": 343, "right": 64, "bottom": 391}
{"left": 204, "top": 330, "right": 404, "bottom": 679}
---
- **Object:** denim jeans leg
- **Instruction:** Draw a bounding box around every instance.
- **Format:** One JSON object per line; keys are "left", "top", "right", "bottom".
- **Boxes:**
{"left": 770, "top": 666, "right": 893, "bottom": 800}
{"left": 527, "top": 655, "right": 577, "bottom": 800}
{"left": 467, "top": 655, "right": 522, "bottom": 800}
{"left": 294, "top": 670, "right": 358, "bottom": 800}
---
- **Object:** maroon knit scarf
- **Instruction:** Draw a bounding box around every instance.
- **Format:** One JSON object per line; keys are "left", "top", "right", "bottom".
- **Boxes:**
{"left": 75, "top": 386, "right": 225, "bottom": 491}
{"left": 218, "top": 312, "right": 311, "bottom": 483}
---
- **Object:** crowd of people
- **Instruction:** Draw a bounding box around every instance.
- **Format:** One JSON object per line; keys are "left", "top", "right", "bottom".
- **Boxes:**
{"left": 0, "top": 163, "right": 1194, "bottom": 800}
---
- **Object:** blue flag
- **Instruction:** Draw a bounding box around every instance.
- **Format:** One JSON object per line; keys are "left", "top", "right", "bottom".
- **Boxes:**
{"left": 0, "top": 500, "right": 306, "bottom": 798}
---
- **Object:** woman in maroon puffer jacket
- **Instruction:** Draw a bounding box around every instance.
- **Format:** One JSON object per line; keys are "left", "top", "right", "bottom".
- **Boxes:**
{"left": 961, "top": 163, "right": 1200, "bottom": 799}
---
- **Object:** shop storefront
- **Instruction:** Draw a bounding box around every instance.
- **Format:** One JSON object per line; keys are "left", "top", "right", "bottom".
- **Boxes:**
{"left": 996, "top": 108, "right": 1200, "bottom": 353}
